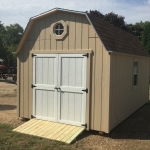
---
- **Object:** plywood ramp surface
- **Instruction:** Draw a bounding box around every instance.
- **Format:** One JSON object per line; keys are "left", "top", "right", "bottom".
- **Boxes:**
{"left": 13, "top": 119, "right": 85, "bottom": 144}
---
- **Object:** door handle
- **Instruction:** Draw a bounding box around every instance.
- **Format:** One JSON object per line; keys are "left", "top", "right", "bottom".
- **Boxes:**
{"left": 54, "top": 87, "right": 61, "bottom": 90}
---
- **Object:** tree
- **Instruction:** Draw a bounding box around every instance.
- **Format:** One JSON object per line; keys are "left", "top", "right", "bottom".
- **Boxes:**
{"left": 104, "top": 12, "right": 126, "bottom": 29}
{"left": 0, "top": 22, "right": 24, "bottom": 63}
{"left": 88, "top": 10, "right": 104, "bottom": 19}
{"left": 87, "top": 10, "right": 126, "bottom": 30}
{"left": 142, "top": 22, "right": 150, "bottom": 54}
{"left": 5, "top": 24, "right": 24, "bottom": 47}
{"left": 126, "top": 23, "right": 143, "bottom": 40}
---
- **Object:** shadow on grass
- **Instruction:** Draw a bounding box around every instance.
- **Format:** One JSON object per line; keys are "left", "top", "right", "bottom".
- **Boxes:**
{"left": 0, "top": 104, "right": 16, "bottom": 111}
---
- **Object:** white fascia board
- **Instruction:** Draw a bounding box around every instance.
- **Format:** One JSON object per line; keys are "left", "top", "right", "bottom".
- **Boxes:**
{"left": 31, "top": 8, "right": 86, "bottom": 20}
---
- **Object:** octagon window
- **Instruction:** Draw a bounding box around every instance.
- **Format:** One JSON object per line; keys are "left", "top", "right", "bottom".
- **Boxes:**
{"left": 54, "top": 23, "right": 64, "bottom": 35}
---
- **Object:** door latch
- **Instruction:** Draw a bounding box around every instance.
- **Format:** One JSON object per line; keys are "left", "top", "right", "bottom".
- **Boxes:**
{"left": 54, "top": 87, "right": 61, "bottom": 91}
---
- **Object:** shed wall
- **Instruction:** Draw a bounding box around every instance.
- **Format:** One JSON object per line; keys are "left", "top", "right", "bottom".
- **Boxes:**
{"left": 109, "top": 53, "right": 149, "bottom": 131}
{"left": 17, "top": 11, "right": 110, "bottom": 132}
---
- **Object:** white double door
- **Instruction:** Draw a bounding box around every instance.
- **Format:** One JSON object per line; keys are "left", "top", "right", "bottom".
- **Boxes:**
{"left": 33, "top": 54, "right": 87, "bottom": 126}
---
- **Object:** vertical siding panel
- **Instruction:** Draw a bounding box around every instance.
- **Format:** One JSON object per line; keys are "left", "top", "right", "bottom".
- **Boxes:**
{"left": 50, "top": 13, "right": 57, "bottom": 50}
{"left": 17, "top": 56, "right": 20, "bottom": 117}
{"left": 82, "top": 17, "right": 89, "bottom": 50}
{"left": 40, "top": 40, "right": 45, "bottom": 50}
{"left": 45, "top": 16, "right": 51, "bottom": 50}
{"left": 56, "top": 12, "right": 63, "bottom": 50}
{"left": 88, "top": 24, "right": 96, "bottom": 129}
{"left": 101, "top": 47, "right": 110, "bottom": 132}
{"left": 39, "top": 18, "right": 46, "bottom": 40}
{"left": 39, "top": 18, "right": 46, "bottom": 50}
{"left": 28, "top": 42, "right": 33, "bottom": 118}
{"left": 45, "top": 16, "right": 51, "bottom": 40}
{"left": 89, "top": 38, "right": 96, "bottom": 129}
{"left": 34, "top": 20, "right": 40, "bottom": 41}
{"left": 75, "top": 15, "right": 82, "bottom": 50}
{"left": 68, "top": 13, "right": 75, "bottom": 50}
{"left": 89, "top": 25, "right": 95, "bottom": 37}
{"left": 28, "top": 41, "right": 35, "bottom": 51}
{"left": 23, "top": 41, "right": 29, "bottom": 118}
{"left": 62, "top": 12, "right": 69, "bottom": 50}
{"left": 20, "top": 48, "right": 24, "bottom": 117}
{"left": 93, "top": 38, "right": 103, "bottom": 130}
{"left": 27, "top": 25, "right": 35, "bottom": 40}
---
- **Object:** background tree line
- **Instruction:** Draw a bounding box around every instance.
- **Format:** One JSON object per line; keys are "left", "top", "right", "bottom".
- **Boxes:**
{"left": 0, "top": 22, "right": 24, "bottom": 65}
{"left": 0, "top": 10, "right": 150, "bottom": 63}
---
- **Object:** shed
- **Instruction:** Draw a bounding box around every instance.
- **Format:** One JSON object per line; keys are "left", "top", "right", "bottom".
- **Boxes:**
{"left": 16, "top": 8, "right": 150, "bottom": 133}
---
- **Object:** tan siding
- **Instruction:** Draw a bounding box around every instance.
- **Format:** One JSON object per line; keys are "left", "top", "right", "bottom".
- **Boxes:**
{"left": 82, "top": 17, "right": 89, "bottom": 50}
{"left": 18, "top": 12, "right": 111, "bottom": 132}
{"left": 34, "top": 20, "right": 40, "bottom": 41}
{"left": 75, "top": 15, "right": 82, "bottom": 50}
{"left": 93, "top": 38, "right": 103, "bottom": 130}
{"left": 50, "top": 13, "right": 57, "bottom": 50}
{"left": 62, "top": 12, "right": 69, "bottom": 50}
{"left": 19, "top": 48, "right": 24, "bottom": 117}
{"left": 68, "top": 13, "right": 75, "bottom": 50}
{"left": 17, "top": 56, "right": 20, "bottom": 117}
{"left": 109, "top": 53, "right": 149, "bottom": 132}
{"left": 56, "top": 12, "right": 63, "bottom": 50}
{"left": 39, "top": 18, "right": 46, "bottom": 40}
{"left": 23, "top": 41, "right": 29, "bottom": 118}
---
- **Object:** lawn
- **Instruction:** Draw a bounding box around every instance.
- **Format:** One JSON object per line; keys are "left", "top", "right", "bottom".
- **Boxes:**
{"left": 0, "top": 123, "right": 72, "bottom": 150}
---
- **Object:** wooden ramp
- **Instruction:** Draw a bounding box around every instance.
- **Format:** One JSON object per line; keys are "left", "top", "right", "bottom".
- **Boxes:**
{"left": 13, "top": 119, "right": 85, "bottom": 144}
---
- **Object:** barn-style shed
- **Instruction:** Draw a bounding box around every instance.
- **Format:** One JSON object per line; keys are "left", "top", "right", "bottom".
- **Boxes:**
{"left": 16, "top": 8, "right": 149, "bottom": 133}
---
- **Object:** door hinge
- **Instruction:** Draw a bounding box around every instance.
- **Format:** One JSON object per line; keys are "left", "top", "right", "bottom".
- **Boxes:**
{"left": 32, "top": 54, "right": 37, "bottom": 57}
{"left": 31, "top": 115, "right": 36, "bottom": 118}
{"left": 82, "top": 89, "right": 88, "bottom": 93}
{"left": 81, "top": 123, "right": 87, "bottom": 128}
{"left": 31, "top": 84, "right": 36, "bottom": 88}
{"left": 82, "top": 53, "right": 89, "bottom": 58}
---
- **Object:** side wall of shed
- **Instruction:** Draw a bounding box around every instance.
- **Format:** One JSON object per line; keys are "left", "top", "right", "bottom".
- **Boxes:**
{"left": 17, "top": 11, "right": 110, "bottom": 133}
{"left": 109, "top": 53, "right": 149, "bottom": 131}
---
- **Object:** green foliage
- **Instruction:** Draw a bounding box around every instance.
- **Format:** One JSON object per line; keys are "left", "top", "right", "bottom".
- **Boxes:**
{"left": 104, "top": 12, "right": 126, "bottom": 29}
{"left": 0, "top": 123, "right": 71, "bottom": 150}
{"left": 87, "top": 10, "right": 126, "bottom": 30}
{"left": 0, "top": 22, "right": 24, "bottom": 63}
{"left": 142, "top": 22, "right": 150, "bottom": 54}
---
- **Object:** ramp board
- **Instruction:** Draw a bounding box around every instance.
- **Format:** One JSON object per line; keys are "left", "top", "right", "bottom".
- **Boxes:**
{"left": 13, "top": 119, "right": 85, "bottom": 144}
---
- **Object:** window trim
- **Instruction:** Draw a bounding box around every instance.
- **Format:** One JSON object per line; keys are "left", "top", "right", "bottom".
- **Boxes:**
{"left": 133, "top": 61, "right": 138, "bottom": 87}
{"left": 51, "top": 20, "right": 67, "bottom": 40}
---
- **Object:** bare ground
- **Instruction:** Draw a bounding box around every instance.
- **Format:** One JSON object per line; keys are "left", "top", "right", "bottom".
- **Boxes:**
{"left": 0, "top": 80, "right": 150, "bottom": 149}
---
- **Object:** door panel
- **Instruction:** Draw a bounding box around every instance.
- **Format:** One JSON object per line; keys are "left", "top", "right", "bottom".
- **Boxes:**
{"left": 60, "top": 92, "right": 83, "bottom": 123}
{"left": 33, "top": 54, "right": 58, "bottom": 121}
{"left": 35, "top": 89, "right": 55, "bottom": 119}
{"left": 58, "top": 54, "right": 87, "bottom": 126}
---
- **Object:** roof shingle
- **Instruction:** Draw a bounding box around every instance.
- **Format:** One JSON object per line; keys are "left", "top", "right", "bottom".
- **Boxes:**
{"left": 88, "top": 14, "right": 149, "bottom": 57}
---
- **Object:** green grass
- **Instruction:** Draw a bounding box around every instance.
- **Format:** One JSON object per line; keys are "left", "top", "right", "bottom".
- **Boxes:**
{"left": 0, "top": 123, "right": 72, "bottom": 150}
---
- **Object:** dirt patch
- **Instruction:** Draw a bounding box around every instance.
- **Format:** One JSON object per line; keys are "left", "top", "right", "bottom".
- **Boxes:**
{"left": 0, "top": 80, "right": 150, "bottom": 149}
{"left": 0, "top": 80, "right": 23, "bottom": 127}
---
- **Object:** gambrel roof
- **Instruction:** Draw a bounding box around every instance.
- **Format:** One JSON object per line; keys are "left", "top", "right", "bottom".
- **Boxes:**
{"left": 16, "top": 8, "right": 149, "bottom": 57}
{"left": 88, "top": 14, "right": 149, "bottom": 57}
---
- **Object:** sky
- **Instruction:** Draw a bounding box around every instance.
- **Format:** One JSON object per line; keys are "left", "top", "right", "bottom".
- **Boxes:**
{"left": 0, "top": 0, "right": 150, "bottom": 29}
